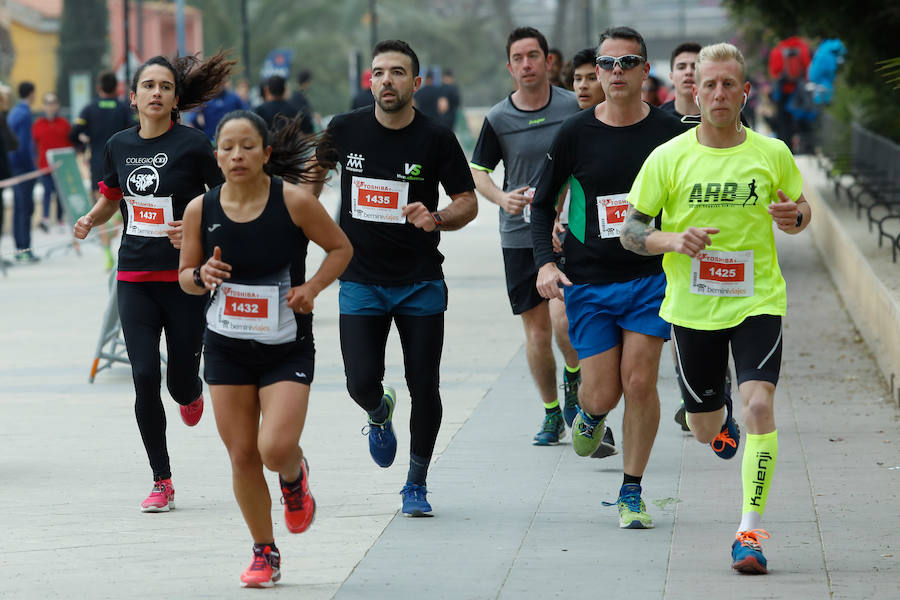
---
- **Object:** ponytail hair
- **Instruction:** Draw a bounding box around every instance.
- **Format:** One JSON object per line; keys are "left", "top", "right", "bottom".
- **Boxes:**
{"left": 131, "top": 49, "right": 236, "bottom": 122}
{"left": 214, "top": 110, "right": 336, "bottom": 185}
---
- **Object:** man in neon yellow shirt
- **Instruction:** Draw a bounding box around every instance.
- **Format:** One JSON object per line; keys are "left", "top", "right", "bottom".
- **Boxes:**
{"left": 621, "top": 42, "right": 811, "bottom": 575}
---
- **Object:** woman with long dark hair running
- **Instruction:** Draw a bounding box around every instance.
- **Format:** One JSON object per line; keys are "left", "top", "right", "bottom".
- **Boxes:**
{"left": 74, "top": 52, "right": 234, "bottom": 512}
{"left": 178, "top": 111, "right": 351, "bottom": 588}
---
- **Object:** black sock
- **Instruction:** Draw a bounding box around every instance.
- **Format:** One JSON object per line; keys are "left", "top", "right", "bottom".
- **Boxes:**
{"left": 545, "top": 404, "right": 562, "bottom": 415}
{"left": 368, "top": 396, "right": 389, "bottom": 423}
{"left": 253, "top": 541, "right": 278, "bottom": 553}
{"left": 623, "top": 473, "right": 642, "bottom": 487}
{"left": 407, "top": 453, "right": 429, "bottom": 486}
{"left": 281, "top": 468, "right": 303, "bottom": 489}
{"left": 585, "top": 410, "right": 608, "bottom": 422}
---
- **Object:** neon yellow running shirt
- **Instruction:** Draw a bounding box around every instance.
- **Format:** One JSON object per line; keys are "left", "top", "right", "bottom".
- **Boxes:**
{"left": 628, "top": 127, "right": 803, "bottom": 330}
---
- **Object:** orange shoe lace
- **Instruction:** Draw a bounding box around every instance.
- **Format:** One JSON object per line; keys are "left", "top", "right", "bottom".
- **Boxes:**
{"left": 711, "top": 429, "right": 738, "bottom": 452}
{"left": 735, "top": 529, "right": 770, "bottom": 549}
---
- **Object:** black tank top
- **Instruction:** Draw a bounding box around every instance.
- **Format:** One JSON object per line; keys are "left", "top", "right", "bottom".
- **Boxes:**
{"left": 201, "top": 177, "right": 312, "bottom": 343}
{"left": 201, "top": 177, "right": 309, "bottom": 285}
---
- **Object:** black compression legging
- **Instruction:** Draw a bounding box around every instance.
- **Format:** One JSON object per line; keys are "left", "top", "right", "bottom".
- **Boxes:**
{"left": 340, "top": 313, "right": 444, "bottom": 460}
{"left": 118, "top": 281, "right": 206, "bottom": 480}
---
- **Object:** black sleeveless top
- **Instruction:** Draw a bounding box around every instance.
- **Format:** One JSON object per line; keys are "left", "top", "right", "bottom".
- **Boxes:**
{"left": 200, "top": 177, "right": 312, "bottom": 343}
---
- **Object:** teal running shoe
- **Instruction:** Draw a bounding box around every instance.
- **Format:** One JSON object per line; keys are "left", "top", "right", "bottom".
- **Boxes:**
{"left": 364, "top": 386, "right": 397, "bottom": 468}
{"left": 533, "top": 410, "right": 566, "bottom": 446}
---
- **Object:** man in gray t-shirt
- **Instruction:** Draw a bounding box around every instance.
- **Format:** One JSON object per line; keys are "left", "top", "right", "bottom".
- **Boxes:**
{"left": 470, "top": 26, "right": 581, "bottom": 447}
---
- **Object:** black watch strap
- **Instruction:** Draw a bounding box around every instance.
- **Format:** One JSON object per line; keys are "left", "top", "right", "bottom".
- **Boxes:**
{"left": 193, "top": 265, "right": 203, "bottom": 288}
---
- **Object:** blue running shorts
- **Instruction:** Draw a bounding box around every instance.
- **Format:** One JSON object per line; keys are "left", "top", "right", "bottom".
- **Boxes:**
{"left": 564, "top": 272, "right": 669, "bottom": 359}
{"left": 339, "top": 280, "right": 448, "bottom": 316}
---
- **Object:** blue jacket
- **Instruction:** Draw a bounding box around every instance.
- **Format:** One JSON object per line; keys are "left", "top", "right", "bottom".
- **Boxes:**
{"left": 7, "top": 101, "right": 35, "bottom": 172}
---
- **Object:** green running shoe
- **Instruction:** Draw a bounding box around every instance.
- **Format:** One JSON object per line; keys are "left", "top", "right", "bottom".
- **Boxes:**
{"left": 533, "top": 410, "right": 566, "bottom": 446}
{"left": 603, "top": 483, "right": 654, "bottom": 529}
{"left": 571, "top": 405, "right": 606, "bottom": 457}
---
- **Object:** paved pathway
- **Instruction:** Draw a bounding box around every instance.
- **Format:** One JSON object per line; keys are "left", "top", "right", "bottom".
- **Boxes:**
{"left": 1, "top": 163, "right": 898, "bottom": 598}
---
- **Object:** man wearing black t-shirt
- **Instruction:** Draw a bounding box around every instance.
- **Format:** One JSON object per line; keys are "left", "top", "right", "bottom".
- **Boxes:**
{"left": 70, "top": 70, "right": 135, "bottom": 268}
{"left": 323, "top": 40, "right": 477, "bottom": 517}
{"left": 532, "top": 27, "right": 684, "bottom": 530}
{"left": 255, "top": 75, "right": 312, "bottom": 134}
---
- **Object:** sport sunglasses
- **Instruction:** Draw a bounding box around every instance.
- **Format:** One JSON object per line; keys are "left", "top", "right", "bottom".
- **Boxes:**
{"left": 595, "top": 54, "right": 646, "bottom": 71}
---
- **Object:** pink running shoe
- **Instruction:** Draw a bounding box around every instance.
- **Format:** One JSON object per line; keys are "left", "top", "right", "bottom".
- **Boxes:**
{"left": 180, "top": 395, "right": 204, "bottom": 427}
{"left": 141, "top": 478, "right": 175, "bottom": 512}
{"left": 280, "top": 457, "right": 315, "bottom": 534}
{"left": 240, "top": 545, "right": 281, "bottom": 588}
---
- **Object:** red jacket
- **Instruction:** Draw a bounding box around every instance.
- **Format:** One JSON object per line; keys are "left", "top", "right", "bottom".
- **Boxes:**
{"left": 32, "top": 115, "right": 72, "bottom": 170}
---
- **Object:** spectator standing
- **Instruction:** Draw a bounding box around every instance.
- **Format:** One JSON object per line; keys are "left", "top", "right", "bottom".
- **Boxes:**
{"left": 290, "top": 69, "right": 319, "bottom": 130}
{"left": 6, "top": 81, "right": 38, "bottom": 262}
{"left": 436, "top": 68, "right": 461, "bottom": 131}
{"left": 188, "top": 82, "right": 247, "bottom": 142}
{"left": 413, "top": 69, "right": 440, "bottom": 118}
{"left": 0, "top": 84, "right": 16, "bottom": 258}
{"left": 32, "top": 92, "right": 71, "bottom": 231}
{"left": 351, "top": 69, "right": 375, "bottom": 110}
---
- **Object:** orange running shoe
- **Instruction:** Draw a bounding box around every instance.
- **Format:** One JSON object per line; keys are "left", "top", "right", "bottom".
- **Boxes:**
{"left": 240, "top": 544, "right": 281, "bottom": 588}
{"left": 140, "top": 478, "right": 175, "bottom": 512}
{"left": 280, "top": 457, "right": 315, "bottom": 533}
{"left": 180, "top": 395, "right": 204, "bottom": 427}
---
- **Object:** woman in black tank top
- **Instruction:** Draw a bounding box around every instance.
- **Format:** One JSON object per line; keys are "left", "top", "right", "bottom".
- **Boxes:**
{"left": 178, "top": 110, "right": 351, "bottom": 589}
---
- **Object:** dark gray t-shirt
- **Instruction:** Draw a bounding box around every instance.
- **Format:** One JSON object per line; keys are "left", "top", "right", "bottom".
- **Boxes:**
{"left": 471, "top": 86, "right": 578, "bottom": 248}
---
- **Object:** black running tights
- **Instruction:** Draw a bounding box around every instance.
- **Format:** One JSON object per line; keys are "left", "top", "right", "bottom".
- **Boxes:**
{"left": 339, "top": 313, "right": 444, "bottom": 460}
{"left": 118, "top": 281, "right": 205, "bottom": 480}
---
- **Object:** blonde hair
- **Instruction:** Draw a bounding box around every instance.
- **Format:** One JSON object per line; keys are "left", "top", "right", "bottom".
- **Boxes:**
{"left": 696, "top": 43, "right": 746, "bottom": 82}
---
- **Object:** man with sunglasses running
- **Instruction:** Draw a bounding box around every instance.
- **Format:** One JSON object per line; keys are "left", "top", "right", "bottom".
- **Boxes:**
{"left": 532, "top": 26, "right": 684, "bottom": 530}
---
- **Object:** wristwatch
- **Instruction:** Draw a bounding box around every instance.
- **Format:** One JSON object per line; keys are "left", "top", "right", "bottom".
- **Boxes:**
{"left": 193, "top": 265, "right": 204, "bottom": 288}
{"left": 431, "top": 212, "right": 444, "bottom": 231}
{"left": 795, "top": 212, "right": 803, "bottom": 227}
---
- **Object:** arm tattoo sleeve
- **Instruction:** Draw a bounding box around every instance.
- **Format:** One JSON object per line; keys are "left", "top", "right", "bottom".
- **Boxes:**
{"left": 620, "top": 205, "right": 657, "bottom": 256}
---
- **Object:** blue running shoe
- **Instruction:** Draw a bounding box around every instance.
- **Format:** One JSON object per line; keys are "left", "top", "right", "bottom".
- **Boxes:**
{"left": 364, "top": 386, "right": 397, "bottom": 468}
{"left": 711, "top": 387, "right": 740, "bottom": 459}
{"left": 400, "top": 484, "right": 433, "bottom": 517}
{"left": 533, "top": 410, "right": 566, "bottom": 446}
{"left": 731, "top": 529, "right": 770, "bottom": 574}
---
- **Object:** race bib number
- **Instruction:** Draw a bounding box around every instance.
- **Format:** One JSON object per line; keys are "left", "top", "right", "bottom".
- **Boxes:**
{"left": 690, "top": 249, "right": 754, "bottom": 297}
{"left": 211, "top": 283, "right": 280, "bottom": 340}
{"left": 124, "top": 196, "right": 174, "bottom": 237}
{"left": 596, "top": 193, "right": 629, "bottom": 239}
{"left": 351, "top": 176, "right": 409, "bottom": 224}
{"left": 523, "top": 187, "right": 536, "bottom": 223}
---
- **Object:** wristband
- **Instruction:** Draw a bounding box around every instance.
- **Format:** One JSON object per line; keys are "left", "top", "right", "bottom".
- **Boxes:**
{"left": 193, "top": 265, "right": 203, "bottom": 288}
{"left": 431, "top": 211, "right": 444, "bottom": 230}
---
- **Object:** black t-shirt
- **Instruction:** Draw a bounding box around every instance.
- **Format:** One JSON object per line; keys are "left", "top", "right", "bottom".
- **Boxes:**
{"left": 325, "top": 105, "right": 475, "bottom": 285}
{"left": 659, "top": 99, "right": 748, "bottom": 126}
{"left": 531, "top": 105, "right": 686, "bottom": 285}
{"left": 71, "top": 98, "right": 135, "bottom": 183}
{"left": 414, "top": 85, "right": 441, "bottom": 119}
{"left": 103, "top": 124, "right": 224, "bottom": 271}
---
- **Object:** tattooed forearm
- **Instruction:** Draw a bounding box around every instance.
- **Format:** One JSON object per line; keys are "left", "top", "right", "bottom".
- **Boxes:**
{"left": 620, "top": 206, "right": 657, "bottom": 256}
